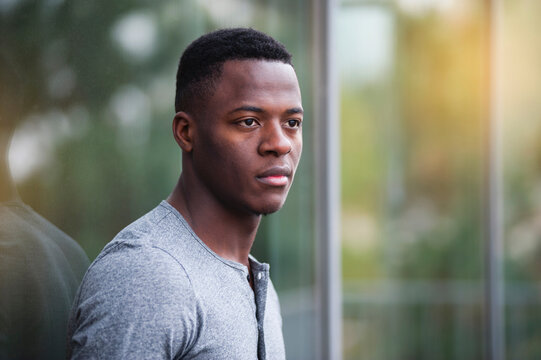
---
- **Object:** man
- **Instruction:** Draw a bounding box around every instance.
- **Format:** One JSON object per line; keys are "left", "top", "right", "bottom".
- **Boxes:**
{"left": 67, "top": 28, "right": 303, "bottom": 359}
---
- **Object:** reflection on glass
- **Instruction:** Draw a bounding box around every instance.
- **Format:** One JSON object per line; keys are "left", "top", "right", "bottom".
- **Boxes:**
{"left": 0, "top": 53, "right": 90, "bottom": 358}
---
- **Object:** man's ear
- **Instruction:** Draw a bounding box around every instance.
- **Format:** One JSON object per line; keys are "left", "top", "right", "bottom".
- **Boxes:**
{"left": 172, "top": 111, "right": 195, "bottom": 152}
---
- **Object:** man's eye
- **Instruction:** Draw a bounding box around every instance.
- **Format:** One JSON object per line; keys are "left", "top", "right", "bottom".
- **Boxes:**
{"left": 239, "top": 118, "right": 258, "bottom": 127}
{"left": 287, "top": 119, "right": 301, "bottom": 128}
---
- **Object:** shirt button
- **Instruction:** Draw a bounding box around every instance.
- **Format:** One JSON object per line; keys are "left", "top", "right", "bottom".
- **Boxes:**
{"left": 257, "top": 273, "right": 263, "bottom": 280}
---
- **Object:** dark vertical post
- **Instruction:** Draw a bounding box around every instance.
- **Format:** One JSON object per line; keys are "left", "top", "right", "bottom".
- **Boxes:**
{"left": 484, "top": 0, "right": 505, "bottom": 359}
{"left": 313, "top": 0, "right": 342, "bottom": 359}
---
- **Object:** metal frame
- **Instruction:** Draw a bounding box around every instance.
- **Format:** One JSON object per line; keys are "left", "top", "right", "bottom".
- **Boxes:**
{"left": 485, "top": 0, "right": 505, "bottom": 359}
{"left": 313, "top": 0, "right": 342, "bottom": 359}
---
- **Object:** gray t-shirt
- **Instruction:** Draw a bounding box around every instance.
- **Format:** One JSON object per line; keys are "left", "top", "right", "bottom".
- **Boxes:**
{"left": 67, "top": 201, "right": 286, "bottom": 359}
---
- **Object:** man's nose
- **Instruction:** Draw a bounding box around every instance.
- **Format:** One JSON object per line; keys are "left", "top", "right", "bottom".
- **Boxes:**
{"left": 258, "top": 121, "right": 292, "bottom": 157}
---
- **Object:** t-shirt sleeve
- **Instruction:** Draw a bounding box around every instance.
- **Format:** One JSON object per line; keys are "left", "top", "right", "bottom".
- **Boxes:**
{"left": 67, "top": 245, "right": 198, "bottom": 359}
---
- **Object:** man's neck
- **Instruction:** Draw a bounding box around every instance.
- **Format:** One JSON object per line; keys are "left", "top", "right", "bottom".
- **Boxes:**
{"left": 167, "top": 174, "right": 260, "bottom": 268}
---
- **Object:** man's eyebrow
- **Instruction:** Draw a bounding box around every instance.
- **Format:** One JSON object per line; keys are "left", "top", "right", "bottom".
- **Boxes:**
{"left": 230, "top": 106, "right": 264, "bottom": 113}
{"left": 230, "top": 106, "right": 304, "bottom": 115}
{"left": 286, "top": 107, "right": 304, "bottom": 115}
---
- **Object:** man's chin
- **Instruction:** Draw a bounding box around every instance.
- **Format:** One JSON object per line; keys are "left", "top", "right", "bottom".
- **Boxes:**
{"left": 252, "top": 201, "right": 285, "bottom": 217}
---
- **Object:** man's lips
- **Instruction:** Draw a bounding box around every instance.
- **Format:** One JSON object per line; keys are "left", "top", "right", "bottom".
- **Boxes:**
{"left": 256, "top": 166, "right": 292, "bottom": 187}
{"left": 257, "top": 175, "right": 288, "bottom": 186}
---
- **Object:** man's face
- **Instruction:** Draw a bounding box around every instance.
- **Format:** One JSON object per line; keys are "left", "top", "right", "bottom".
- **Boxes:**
{"left": 192, "top": 59, "right": 303, "bottom": 216}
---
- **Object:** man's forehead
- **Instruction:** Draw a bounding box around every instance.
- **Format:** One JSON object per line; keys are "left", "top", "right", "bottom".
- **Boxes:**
{"left": 220, "top": 59, "right": 297, "bottom": 83}
{"left": 195, "top": 59, "right": 302, "bottom": 118}
{"left": 221, "top": 58, "right": 292, "bottom": 69}
{"left": 218, "top": 60, "right": 300, "bottom": 95}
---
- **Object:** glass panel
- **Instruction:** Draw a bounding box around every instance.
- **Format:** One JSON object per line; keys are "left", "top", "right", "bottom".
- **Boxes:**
{"left": 501, "top": 2, "right": 541, "bottom": 359}
{"left": 2, "top": 0, "right": 316, "bottom": 358}
{"left": 339, "top": 2, "right": 486, "bottom": 359}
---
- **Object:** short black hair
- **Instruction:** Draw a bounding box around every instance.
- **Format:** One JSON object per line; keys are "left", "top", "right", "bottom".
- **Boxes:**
{"left": 175, "top": 28, "right": 293, "bottom": 113}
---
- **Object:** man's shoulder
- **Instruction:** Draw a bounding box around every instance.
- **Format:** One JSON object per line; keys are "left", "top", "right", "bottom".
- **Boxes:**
{"left": 79, "top": 235, "right": 194, "bottom": 301}
{"left": 68, "top": 208, "right": 200, "bottom": 359}
{"left": 78, "top": 201, "right": 198, "bottom": 295}
{"left": 109, "top": 201, "right": 176, "bottom": 246}
{"left": 95, "top": 200, "right": 194, "bottom": 261}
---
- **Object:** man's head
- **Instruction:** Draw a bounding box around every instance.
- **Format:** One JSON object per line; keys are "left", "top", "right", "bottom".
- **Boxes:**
{"left": 173, "top": 29, "right": 302, "bottom": 216}
{"left": 175, "top": 28, "right": 292, "bottom": 114}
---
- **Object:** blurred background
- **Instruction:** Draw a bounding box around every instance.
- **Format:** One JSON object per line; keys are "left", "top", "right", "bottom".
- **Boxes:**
{"left": 1, "top": 0, "right": 540, "bottom": 359}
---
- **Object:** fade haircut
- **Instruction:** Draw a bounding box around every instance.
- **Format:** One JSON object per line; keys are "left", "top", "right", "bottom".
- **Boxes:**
{"left": 175, "top": 28, "right": 293, "bottom": 113}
